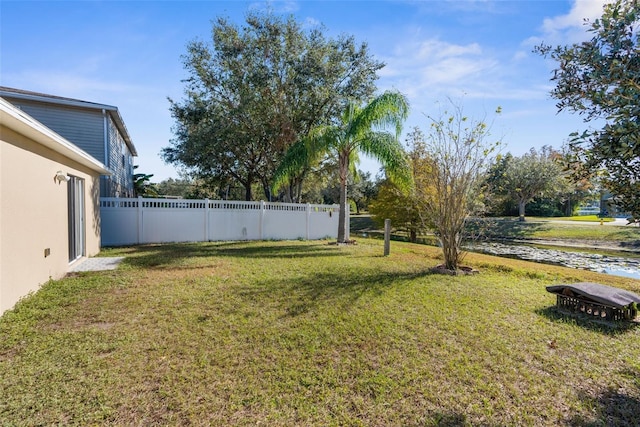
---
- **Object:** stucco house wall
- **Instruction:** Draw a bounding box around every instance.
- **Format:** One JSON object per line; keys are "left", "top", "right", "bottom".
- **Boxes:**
{"left": 0, "top": 98, "right": 109, "bottom": 314}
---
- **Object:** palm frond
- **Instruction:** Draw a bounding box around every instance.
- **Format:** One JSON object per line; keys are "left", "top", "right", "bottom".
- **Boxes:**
{"left": 271, "top": 128, "right": 337, "bottom": 193}
{"left": 272, "top": 140, "right": 312, "bottom": 192}
{"left": 348, "top": 150, "right": 360, "bottom": 178}
{"left": 359, "top": 131, "right": 411, "bottom": 186}
{"left": 352, "top": 90, "right": 409, "bottom": 138}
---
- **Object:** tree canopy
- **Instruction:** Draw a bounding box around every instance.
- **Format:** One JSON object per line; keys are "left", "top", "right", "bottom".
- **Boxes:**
{"left": 485, "top": 147, "right": 568, "bottom": 221}
{"left": 162, "top": 12, "right": 383, "bottom": 201}
{"left": 536, "top": 0, "right": 640, "bottom": 218}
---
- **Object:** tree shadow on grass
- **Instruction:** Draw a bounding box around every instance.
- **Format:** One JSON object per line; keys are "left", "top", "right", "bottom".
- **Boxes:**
{"left": 238, "top": 266, "right": 435, "bottom": 317}
{"left": 118, "top": 241, "right": 342, "bottom": 269}
{"left": 428, "top": 411, "right": 469, "bottom": 427}
{"left": 350, "top": 215, "right": 377, "bottom": 232}
{"left": 569, "top": 379, "right": 640, "bottom": 427}
{"left": 468, "top": 218, "right": 549, "bottom": 240}
{"left": 536, "top": 306, "right": 640, "bottom": 426}
{"left": 535, "top": 306, "right": 640, "bottom": 336}
{"left": 620, "top": 239, "right": 640, "bottom": 250}
{"left": 212, "top": 241, "right": 342, "bottom": 259}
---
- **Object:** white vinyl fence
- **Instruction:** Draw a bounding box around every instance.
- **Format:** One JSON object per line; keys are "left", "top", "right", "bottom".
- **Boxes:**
{"left": 100, "top": 197, "right": 342, "bottom": 246}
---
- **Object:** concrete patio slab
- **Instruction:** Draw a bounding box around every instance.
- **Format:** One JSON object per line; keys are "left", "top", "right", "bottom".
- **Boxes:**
{"left": 70, "top": 257, "right": 125, "bottom": 272}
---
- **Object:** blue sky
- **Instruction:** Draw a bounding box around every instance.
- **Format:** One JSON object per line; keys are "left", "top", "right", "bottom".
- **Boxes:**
{"left": 1, "top": 0, "right": 610, "bottom": 181}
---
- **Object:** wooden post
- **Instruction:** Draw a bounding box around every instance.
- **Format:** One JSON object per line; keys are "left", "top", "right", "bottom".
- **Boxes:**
{"left": 384, "top": 219, "right": 391, "bottom": 256}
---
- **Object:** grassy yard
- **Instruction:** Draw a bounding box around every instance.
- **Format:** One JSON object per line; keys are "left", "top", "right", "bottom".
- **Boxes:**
{"left": 549, "top": 215, "right": 615, "bottom": 223}
{"left": 353, "top": 214, "right": 640, "bottom": 249}
{"left": 1, "top": 239, "right": 639, "bottom": 426}
{"left": 478, "top": 218, "right": 640, "bottom": 243}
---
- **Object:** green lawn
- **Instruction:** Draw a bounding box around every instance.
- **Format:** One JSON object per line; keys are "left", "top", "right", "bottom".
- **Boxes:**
{"left": 550, "top": 215, "right": 614, "bottom": 222}
{"left": 1, "top": 239, "right": 639, "bottom": 426}
{"left": 353, "top": 214, "right": 640, "bottom": 245}
{"left": 478, "top": 218, "right": 640, "bottom": 244}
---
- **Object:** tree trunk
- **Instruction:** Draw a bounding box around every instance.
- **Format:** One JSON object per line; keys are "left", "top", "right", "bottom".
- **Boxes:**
{"left": 518, "top": 199, "right": 526, "bottom": 222}
{"left": 244, "top": 177, "right": 252, "bottom": 201}
{"left": 296, "top": 178, "right": 304, "bottom": 203}
{"left": 261, "top": 178, "right": 272, "bottom": 202}
{"left": 440, "top": 231, "right": 459, "bottom": 271}
{"left": 337, "top": 154, "right": 350, "bottom": 243}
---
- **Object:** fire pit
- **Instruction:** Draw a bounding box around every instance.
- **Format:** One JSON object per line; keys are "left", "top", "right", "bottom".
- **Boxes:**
{"left": 546, "top": 282, "right": 640, "bottom": 321}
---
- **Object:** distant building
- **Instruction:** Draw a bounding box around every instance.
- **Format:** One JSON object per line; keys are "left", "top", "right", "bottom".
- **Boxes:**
{"left": 577, "top": 192, "right": 627, "bottom": 218}
{"left": 0, "top": 87, "right": 137, "bottom": 197}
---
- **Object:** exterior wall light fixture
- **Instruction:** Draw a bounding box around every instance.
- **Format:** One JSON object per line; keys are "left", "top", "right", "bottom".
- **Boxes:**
{"left": 55, "top": 170, "right": 70, "bottom": 183}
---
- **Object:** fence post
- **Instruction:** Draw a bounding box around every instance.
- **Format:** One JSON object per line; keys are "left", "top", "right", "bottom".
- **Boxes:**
{"left": 260, "top": 200, "right": 265, "bottom": 240}
{"left": 346, "top": 203, "right": 351, "bottom": 241}
{"left": 384, "top": 219, "right": 391, "bottom": 256}
{"left": 306, "top": 203, "right": 311, "bottom": 240}
{"left": 204, "top": 198, "right": 209, "bottom": 242}
{"left": 336, "top": 205, "right": 340, "bottom": 239}
{"left": 137, "top": 196, "right": 143, "bottom": 244}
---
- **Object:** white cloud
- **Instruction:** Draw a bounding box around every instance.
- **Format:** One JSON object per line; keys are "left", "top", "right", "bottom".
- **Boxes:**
{"left": 526, "top": 0, "right": 613, "bottom": 46}
{"left": 248, "top": 1, "right": 299, "bottom": 14}
{"left": 542, "top": 0, "right": 610, "bottom": 33}
{"left": 378, "top": 36, "right": 505, "bottom": 104}
{"left": 303, "top": 17, "right": 321, "bottom": 29}
{"left": 512, "top": 50, "right": 528, "bottom": 61}
{"left": 413, "top": 39, "right": 482, "bottom": 61}
{"left": 4, "top": 70, "right": 137, "bottom": 99}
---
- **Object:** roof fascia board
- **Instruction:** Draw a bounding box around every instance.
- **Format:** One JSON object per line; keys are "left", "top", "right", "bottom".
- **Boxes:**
{"left": 0, "top": 88, "right": 116, "bottom": 111}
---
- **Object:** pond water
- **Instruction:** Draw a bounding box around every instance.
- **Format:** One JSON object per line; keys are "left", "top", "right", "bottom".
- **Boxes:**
{"left": 469, "top": 242, "right": 640, "bottom": 280}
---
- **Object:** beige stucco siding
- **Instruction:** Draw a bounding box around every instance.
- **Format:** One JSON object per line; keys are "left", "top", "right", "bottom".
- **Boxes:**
{"left": 0, "top": 125, "right": 101, "bottom": 314}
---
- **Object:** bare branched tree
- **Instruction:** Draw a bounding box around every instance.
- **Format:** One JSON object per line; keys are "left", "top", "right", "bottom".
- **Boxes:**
{"left": 415, "top": 101, "right": 502, "bottom": 271}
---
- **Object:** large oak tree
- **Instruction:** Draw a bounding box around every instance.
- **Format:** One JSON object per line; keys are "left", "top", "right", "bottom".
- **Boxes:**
{"left": 162, "top": 12, "right": 383, "bottom": 201}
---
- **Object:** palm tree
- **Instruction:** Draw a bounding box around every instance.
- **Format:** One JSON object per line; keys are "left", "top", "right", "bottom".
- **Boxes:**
{"left": 273, "top": 90, "right": 410, "bottom": 243}
{"left": 133, "top": 166, "right": 158, "bottom": 198}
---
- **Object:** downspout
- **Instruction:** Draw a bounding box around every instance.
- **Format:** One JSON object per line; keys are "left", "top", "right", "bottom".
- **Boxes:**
{"left": 103, "top": 110, "right": 109, "bottom": 197}
{"left": 102, "top": 109, "right": 109, "bottom": 169}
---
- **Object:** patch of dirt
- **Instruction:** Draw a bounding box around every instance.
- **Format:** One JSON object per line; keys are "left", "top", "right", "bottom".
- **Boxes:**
{"left": 429, "top": 265, "right": 479, "bottom": 276}
{"left": 329, "top": 240, "right": 357, "bottom": 246}
{"left": 46, "top": 320, "right": 116, "bottom": 331}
